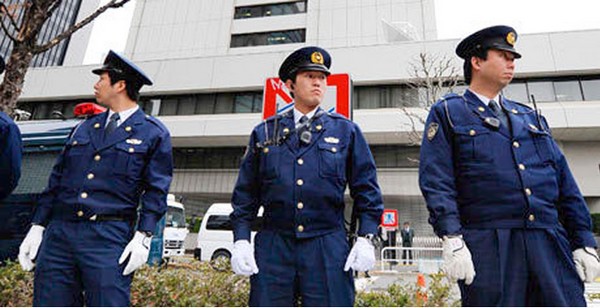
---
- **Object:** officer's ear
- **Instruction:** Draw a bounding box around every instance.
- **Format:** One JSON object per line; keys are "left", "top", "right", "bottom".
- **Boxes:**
{"left": 113, "top": 79, "right": 127, "bottom": 94}
{"left": 285, "top": 79, "right": 295, "bottom": 92}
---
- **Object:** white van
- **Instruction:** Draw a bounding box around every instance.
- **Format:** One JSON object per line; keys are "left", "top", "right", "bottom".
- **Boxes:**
{"left": 194, "top": 203, "right": 263, "bottom": 262}
{"left": 163, "top": 194, "right": 189, "bottom": 258}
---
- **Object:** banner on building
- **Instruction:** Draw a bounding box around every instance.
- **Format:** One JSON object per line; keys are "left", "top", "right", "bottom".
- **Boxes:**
{"left": 262, "top": 73, "right": 352, "bottom": 120}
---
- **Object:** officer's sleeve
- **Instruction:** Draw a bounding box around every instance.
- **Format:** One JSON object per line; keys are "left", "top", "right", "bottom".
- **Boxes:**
{"left": 139, "top": 129, "right": 173, "bottom": 233}
{"left": 347, "top": 124, "right": 384, "bottom": 236}
{"left": 230, "top": 130, "right": 261, "bottom": 242}
{"left": 546, "top": 119, "right": 597, "bottom": 249}
{"left": 32, "top": 145, "right": 67, "bottom": 226}
{"left": 0, "top": 119, "right": 22, "bottom": 200}
{"left": 418, "top": 103, "right": 461, "bottom": 237}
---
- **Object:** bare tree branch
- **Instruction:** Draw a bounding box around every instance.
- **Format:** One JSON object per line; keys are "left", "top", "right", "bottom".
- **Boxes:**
{"left": 0, "top": 16, "right": 20, "bottom": 43}
{"left": 35, "top": 0, "right": 131, "bottom": 53}
{"left": 0, "top": 3, "right": 21, "bottom": 32}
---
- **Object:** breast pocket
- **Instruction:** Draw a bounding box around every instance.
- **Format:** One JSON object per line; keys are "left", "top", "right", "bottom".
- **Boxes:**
{"left": 114, "top": 143, "right": 149, "bottom": 177}
{"left": 453, "top": 125, "right": 493, "bottom": 163}
{"left": 62, "top": 137, "right": 92, "bottom": 182}
{"left": 318, "top": 142, "right": 344, "bottom": 179}
{"left": 528, "top": 127, "right": 556, "bottom": 164}
{"left": 259, "top": 146, "right": 280, "bottom": 180}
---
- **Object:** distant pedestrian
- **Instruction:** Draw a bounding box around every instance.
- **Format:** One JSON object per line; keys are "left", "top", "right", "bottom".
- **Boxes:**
{"left": 400, "top": 222, "right": 414, "bottom": 264}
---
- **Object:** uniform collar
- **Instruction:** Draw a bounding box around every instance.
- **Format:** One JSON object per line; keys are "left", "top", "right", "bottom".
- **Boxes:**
{"left": 467, "top": 89, "right": 500, "bottom": 106}
{"left": 293, "top": 106, "right": 318, "bottom": 125}
{"left": 106, "top": 105, "right": 139, "bottom": 128}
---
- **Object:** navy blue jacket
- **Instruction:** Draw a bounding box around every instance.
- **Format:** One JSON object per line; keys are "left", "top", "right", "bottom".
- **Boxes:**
{"left": 32, "top": 109, "right": 173, "bottom": 233}
{"left": 0, "top": 111, "right": 22, "bottom": 199}
{"left": 419, "top": 90, "right": 596, "bottom": 250}
{"left": 231, "top": 109, "right": 384, "bottom": 241}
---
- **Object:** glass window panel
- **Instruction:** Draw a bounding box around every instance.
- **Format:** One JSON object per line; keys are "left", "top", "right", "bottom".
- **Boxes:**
{"left": 234, "top": 1, "right": 306, "bottom": 19}
{"left": 527, "top": 81, "right": 555, "bottom": 103}
{"left": 33, "top": 103, "right": 50, "bottom": 120}
{"left": 553, "top": 80, "right": 582, "bottom": 102}
{"left": 253, "top": 93, "right": 263, "bottom": 113}
{"left": 159, "top": 97, "right": 178, "bottom": 115}
{"left": 502, "top": 82, "right": 529, "bottom": 103}
{"left": 196, "top": 94, "right": 216, "bottom": 114}
{"left": 234, "top": 93, "right": 254, "bottom": 113}
{"left": 356, "top": 87, "right": 380, "bottom": 109}
{"left": 215, "top": 93, "right": 234, "bottom": 114}
{"left": 582, "top": 79, "right": 600, "bottom": 100}
{"left": 177, "top": 96, "right": 196, "bottom": 115}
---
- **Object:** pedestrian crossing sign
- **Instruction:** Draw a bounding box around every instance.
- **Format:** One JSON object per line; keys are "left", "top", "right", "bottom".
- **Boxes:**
{"left": 381, "top": 209, "right": 398, "bottom": 228}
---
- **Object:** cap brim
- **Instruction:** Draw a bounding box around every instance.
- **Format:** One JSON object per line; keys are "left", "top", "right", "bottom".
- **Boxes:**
{"left": 491, "top": 46, "right": 522, "bottom": 59}
{"left": 297, "top": 64, "right": 331, "bottom": 75}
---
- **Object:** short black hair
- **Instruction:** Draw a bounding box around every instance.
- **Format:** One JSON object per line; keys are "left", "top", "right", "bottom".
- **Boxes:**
{"left": 107, "top": 71, "right": 142, "bottom": 101}
{"left": 463, "top": 49, "right": 489, "bottom": 85}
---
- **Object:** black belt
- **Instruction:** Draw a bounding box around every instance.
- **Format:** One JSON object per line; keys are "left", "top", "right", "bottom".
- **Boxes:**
{"left": 89, "top": 214, "right": 136, "bottom": 222}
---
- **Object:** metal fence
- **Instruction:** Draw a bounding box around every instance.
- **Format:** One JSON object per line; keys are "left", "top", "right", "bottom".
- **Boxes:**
{"left": 380, "top": 237, "right": 443, "bottom": 273}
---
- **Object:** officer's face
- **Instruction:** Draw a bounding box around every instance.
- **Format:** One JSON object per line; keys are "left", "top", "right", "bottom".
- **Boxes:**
{"left": 94, "top": 72, "right": 124, "bottom": 106}
{"left": 288, "top": 70, "right": 327, "bottom": 110}
{"left": 473, "top": 49, "right": 516, "bottom": 89}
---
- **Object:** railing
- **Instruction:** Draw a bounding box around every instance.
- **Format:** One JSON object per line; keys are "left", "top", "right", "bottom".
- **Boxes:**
{"left": 380, "top": 246, "right": 443, "bottom": 274}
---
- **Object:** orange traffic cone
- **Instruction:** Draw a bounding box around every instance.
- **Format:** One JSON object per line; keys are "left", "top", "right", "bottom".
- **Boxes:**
{"left": 416, "top": 273, "right": 428, "bottom": 304}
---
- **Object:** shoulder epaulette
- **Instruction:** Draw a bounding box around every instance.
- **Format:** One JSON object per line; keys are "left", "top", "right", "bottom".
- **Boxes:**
{"left": 144, "top": 114, "right": 168, "bottom": 132}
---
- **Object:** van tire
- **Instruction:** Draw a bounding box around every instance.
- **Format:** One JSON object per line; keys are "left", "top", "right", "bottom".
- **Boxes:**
{"left": 210, "top": 250, "right": 231, "bottom": 271}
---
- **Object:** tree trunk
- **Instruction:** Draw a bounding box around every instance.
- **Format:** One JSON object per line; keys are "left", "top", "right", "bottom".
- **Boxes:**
{"left": 0, "top": 45, "right": 34, "bottom": 114}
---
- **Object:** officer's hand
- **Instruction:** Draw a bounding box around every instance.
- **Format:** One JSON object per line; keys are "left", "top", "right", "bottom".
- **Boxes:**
{"left": 119, "top": 231, "right": 151, "bottom": 276}
{"left": 18, "top": 225, "right": 45, "bottom": 271}
{"left": 442, "top": 235, "right": 475, "bottom": 285}
{"left": 573, "top": 247, "right": 600, "bottom": 283}
{"left": 231, "top": 240, "right": 259, "bottom": 276}
{"left": 344, "top": 237, "right": 376, "bottom": 272}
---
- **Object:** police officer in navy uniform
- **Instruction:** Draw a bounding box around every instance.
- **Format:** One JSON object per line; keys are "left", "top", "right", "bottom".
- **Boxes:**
{"left": 0, "top": 55, "right": 22, "bottom": 200}
{"left": 230, "top": 46, "right": 384, "bottom": 306}
{"left": 18, "top": 50, "right": 173, "bottom": 306}
{"left": 419, "top": 25, "right": 600, "bottom": 306}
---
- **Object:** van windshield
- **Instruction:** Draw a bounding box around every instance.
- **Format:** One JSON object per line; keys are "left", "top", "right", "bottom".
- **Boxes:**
{"left": 166, "top": 207, "right": 185, "bottom": 228}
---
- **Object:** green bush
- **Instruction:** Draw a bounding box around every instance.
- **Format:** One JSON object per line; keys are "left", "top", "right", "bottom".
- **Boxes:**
{"left": 591, "top": 213, "right": 600, "bottom": 235}
{"left": 186, "top": 216, "right": 202, "bottom": 233}
{"left": 1, "top": 259, "right": 458, "bottom": 307}
{"left": 355, "top": 273, "right": 460, "bottom": 307}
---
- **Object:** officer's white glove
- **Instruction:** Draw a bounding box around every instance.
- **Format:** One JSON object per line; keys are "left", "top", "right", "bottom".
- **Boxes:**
{"left": 18, "top": 225, "right": 45, "bottom": 271}
{"left": 442, "top": 235, "right": 475, "bottom": 285}
{"left": 231, "top": 240, "right": 259, "bottom": 276}
{"left": 344, "top": 237, "right": 376, "bottom": 272}
{"left": 573, "top": 247, "right": 600, "bottom": 283}
{"left": 119, "top": 231, "right": 151, "bottom": 276}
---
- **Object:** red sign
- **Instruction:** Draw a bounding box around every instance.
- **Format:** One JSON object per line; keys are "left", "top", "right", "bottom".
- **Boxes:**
{"left": 381, "top": 209, "right": 398, "bottom": 228}
{"left": 262, "top": 73, "right": 352, "bottom": 120}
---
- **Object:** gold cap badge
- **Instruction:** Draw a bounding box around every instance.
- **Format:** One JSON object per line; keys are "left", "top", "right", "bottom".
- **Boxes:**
{"left": 506, "top": 32, "right": 516, "bottom": 46}
{"left": 311, "top": 51, "right": 324, "bottom": 65}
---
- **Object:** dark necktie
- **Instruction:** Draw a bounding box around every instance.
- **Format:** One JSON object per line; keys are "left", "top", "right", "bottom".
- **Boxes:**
{"left": 488, "top": 100, "right": 508, "bottom": 128}
{"left": 105, "top": 113, "right": 120, "bottom": 137}
{"left": 297, "top": 116, "right": 310, "bottom": 145}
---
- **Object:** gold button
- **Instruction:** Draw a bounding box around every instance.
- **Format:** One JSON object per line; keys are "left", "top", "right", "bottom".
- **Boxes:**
{"left": 518, "top": 164, "right": 526, "bottom": 171}
{"left": 297, "top": 225, "right": 304, "bottom": 232}
{"left": 94, "top": 154, "right": 101, "bottom": 161}
{"left": 94, "top": 123, "right": 100, "bottom": 129}
{"left": 525, "top": 188, "right": 532, "bottom": 196}
{"left": 72, "top": 140, "right": 78, "bottom": 145}
{"left": 297, "top": 202, "right": 304, "bottom": 209}
{"left": 87, "top": 173, "right": 95, "bottom": 180}
{"left": 316, "top": 125, "right": 322, "bottom": 131}
{"left": 512, "top": 109, "right": 518, "bottom": 114}
{"left": 263, "top": 147, "right": 269, "bottom": 154}
{"left": 125, "top": 126, "right": 132, "bottom": 132}
{"left": 331, "top": 147, "right": 337, "bottom": 153}
{"left": 283, "top": 128, "right": 290, "bottom": 135}
{"left": 528, "top": 214, "right": 535, "bottom": 222}
{"left": 81, "top": 192, "right": 88, "bottom": 199}
{"left": 129, "top": 147, "right": 134, "bottom": 153}
{"left": 469, "top": 130, "right": 476, "bottom": 136}
{"left": 297, "top": 158, "right": 304, "bottom": 165}
{"left": 297, "top": 179, "right": 304, "bottom": 186}
{"left": 513, "top": 141, "right": 520, "bottom": 148}
{"left": 478, "top": 107, "right": 485, "bottom": 112}
{"left": 77, "top": 211, "right": 84, "bottom": 217}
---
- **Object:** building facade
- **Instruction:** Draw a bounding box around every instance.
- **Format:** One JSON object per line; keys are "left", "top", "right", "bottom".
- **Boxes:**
{"left": 0, "top": 0, "right": 98, "bottom": 67}
{"left": 14, "top": 0, "right": 600, "bottom": 236}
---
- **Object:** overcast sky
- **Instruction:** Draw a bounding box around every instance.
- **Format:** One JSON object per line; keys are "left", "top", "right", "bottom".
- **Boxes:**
{"left": 82, "top": 0, "right": 600, "bottom": 64}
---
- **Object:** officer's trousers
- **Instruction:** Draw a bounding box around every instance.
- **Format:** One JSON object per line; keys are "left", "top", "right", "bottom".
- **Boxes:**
{"left": 250, "top": 229, "right": 354, "bottom": 307}
{"left": 33, "top": 220, "right": 134, "bottom": 307}
{"left": 459, "top": 228, "right": 585, "bottom": 306}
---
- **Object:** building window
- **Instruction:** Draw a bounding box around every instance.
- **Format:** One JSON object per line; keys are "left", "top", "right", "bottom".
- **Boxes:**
{"left": 582, "top": 79, "right": 600, "bottom": 100}
{"left": 502, "top": 82, "right": 529, "bottom": 103}
{"left": 173, "top": 147, "right": 246, "bottom": 169}
{"left": 370, "top": 145, "right": 420, "bottom": 168}
{"left": 234, "top": 1, "right": 307, "bottom": 19}
{"left": 354, "top": 85, "right": 421, "bottom": 109}
{"left": 553, "top": 80, "right": 582, "bottom": 101}
{"left": 230, "top": 29, "right": 305, "bottom": 48}
{"left": 157, "top": 92, "right": 262, "bottom": 115}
